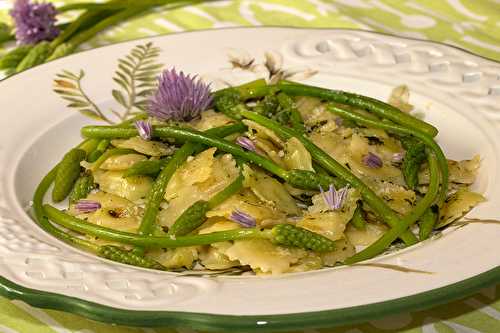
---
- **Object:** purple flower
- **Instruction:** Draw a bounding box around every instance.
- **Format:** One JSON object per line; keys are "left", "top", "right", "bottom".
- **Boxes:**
{"left": 335, "top": 117, "right": 343, "bottom": 127}
{"left": 10, "top": 0, "right": 59, "bottom": 45}
{"left": 236, "top": 136, "right": 256, "bottom": 151}
{"left": 75, "top": 200, "right": 101, "bottom": 214}
{"left": 148, "top": 68, "right": 213, "bottom": 122}
{"left": 392, "top": 151, "right": 405, "bottom": 163}
{"left": 229, "top": 210, "right": 256, "bottom": 228}
{"left": 134, "top": 120, "right": 152, "bottom": 141}
{"left": 363, "top": 152, "right": 383, "bottom": 168}
{"left": 319, "top": 184, "right": 349, "bottom": 211}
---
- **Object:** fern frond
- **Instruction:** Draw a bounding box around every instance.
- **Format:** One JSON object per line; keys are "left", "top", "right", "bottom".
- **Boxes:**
{"left": 53, "top": 69, "right": 113, "bottom": 124}
{"left": 112, "top": 42, "right": 162, "bottom": 121}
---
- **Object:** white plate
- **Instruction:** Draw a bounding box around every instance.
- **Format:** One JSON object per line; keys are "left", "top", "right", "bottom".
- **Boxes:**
{"left": 0, "top": 28, "right": 499, "bottom": 331}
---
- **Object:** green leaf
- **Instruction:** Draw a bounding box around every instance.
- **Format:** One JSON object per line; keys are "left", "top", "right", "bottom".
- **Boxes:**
{"left": 137, "top": 89, "right": 154, "bottom": 97}
{"left": 137, "top": 64, "right": 163, "bottom": 72}
{"left": 112, "top": 89, "right": 128, "bottom": 108}
{"left": 137, "top": 82, "right": 156, "bottom": 89}
{"left": 79, "top": 109, "right": 104, "bottom": 121}
{"left": 118, "top": 59, "right": 134, "bottom": 69}
{"left": 68, "top": 101, "right": 91, "bottom": 108}
{"left": 113, "top": 77, "right": 130, "bottom": 92}
{"left": 110, "top": 109, "right": 122, "bottom": 118}
{"left": 118, "top": 63, "right": 133, "bottom": 76}
{"left": 56, "top": 71, "right": 78, "bottom": 80}
{"left": 135, "top": 70, "right": 159, "bottom": 78}
{"left": 53, "top": 89, "right": 81, "bottom": 97}
{"left": 115, "top": 71, "right": 130, "bottom": 86}
{"left": 125, "top": 55, "right": 137, "bottom": 65}
{"left": 136, "top": 76, "right": 157, "bottom": 82}
{"left": 131, "top": 50, "right": 144, "bottom": 59}
{"left": 61, "top": 96, "right": 89, "bottom": 104}
{"left": 134, "top": 100, "right": 149, "bottom": 110}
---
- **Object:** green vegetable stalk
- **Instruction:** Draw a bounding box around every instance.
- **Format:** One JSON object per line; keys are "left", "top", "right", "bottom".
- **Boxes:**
{"left": 278, "top": 80, "right": 439, "bottom": 138}
{"left": 32, "top": 162, "right": 164, "bottom": 270}
{"left": 350, "top": 205, "right": 366, "bottom": 230}
{"left": 135, "top": 123, "right": 248, "bottom": 254}
{"left": 345, "top": 153, "right": 440, "bottom": 263}
{"left": 0, "top": 45, "right": 33, "bottom": 72}
{"left": 16, "top": 41, "right": 52, "bottom": 72}
{"left": 87, "top": 140, "right": 110, "bottom": 162}
{"left": 213, "top": 79, "right": 274, "bottom": 119}
{"left": 80, "top": 125, "right": 341, "bottom": 191}
{"left": 418, "top": 205, "right": 439, "bottom": 241}
{"left": 277, "top": 92, "right": 305, "bottom": 133}
{"left": 168, "top": 173, "right": 244, "bottom": 237}
{"left": 326, "top": 103, "right": 448, "bottom": 205}
{"left": 99, "top": 245, "right": 165, "bottom": 270}
{"left": 400, "top": 136, "right": 426, "bottom": 190}
{"left": 69, "top": 174, "right": 94, "bottom": 204}
{"left": 123, "top": 158, "right": 171, "bottom": 178}
{"left": 52, "top": 148, "right": 86, "bottom": 202}
{"left": 239, "top": 110, "right": 418, "bottom": 245}
{"left": 43, "top": 204, "right": 336, "bottom": 252}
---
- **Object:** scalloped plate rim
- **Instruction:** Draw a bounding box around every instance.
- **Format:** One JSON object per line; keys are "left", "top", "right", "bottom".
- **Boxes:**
{"left": 1, "top": 27, "right": 500, "bottom": 331}
{"left": 1, "top": 267, "right": 499, "bottom": 332}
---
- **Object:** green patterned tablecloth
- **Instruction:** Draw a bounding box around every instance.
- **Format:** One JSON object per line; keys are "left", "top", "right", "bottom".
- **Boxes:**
{"left": 1, "top": 0, "right": 499, "bottom": 332}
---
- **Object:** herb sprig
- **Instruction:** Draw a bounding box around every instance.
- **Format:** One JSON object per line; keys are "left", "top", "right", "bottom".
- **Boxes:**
{"left": 53, "top": 42, "right": 162, "bottom": 123}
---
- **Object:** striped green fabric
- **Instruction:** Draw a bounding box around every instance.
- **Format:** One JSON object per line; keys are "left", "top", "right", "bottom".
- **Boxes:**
{"left": 1, "top": 0, "right": 499, "bottom": 332}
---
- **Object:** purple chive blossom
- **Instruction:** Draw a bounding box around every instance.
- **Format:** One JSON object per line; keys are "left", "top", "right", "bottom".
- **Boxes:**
{"left": 319, "top": 184, "right": 349, "bottom": 211}
{"left": 392, "top": 151, "right": 405, "bottom": 163}
{"left": 229, "top": 210, "right": 256, "bottom": 228}
{"left": 10, "top": 0, "right": 59, "bottom": 45}
{"left": 75, "top": 200, "right": 101, "bottom": 214}
{"left": 335, "top": 117, "right": 343, "bottom": 127}
{"left": 134, "top": 120, "right": 152, "bottom": 141}
{"left": 148, "top": 68, "right": 213, "bottom": 122}
{"left": 236, "top": 136, "right": 256, "bottom": 151}
{"left": 363, "top": 152, "right": 383, "bottom": 168}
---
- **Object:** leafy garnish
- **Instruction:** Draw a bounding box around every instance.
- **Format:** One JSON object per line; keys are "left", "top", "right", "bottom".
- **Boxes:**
{"left": 53, "top": 70, "right": 113, "bottom": 124}
{"left": 112, "top": 42, "right": 162, "bottom": 121}
{"left": 53, "top": 42, "right": 162, "bottom": 123}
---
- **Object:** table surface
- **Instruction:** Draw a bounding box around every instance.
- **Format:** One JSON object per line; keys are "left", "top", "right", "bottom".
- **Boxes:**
{"left": 1, "top": 0, "right": 499, "bottom": 332}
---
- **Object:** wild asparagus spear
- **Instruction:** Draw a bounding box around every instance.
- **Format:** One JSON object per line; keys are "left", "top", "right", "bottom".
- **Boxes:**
{"left": 81, "top": 125, "right": 342, "bottom": 190}
{"left": 33, "top": 160, "right": 165, "bottom": 270}
{"left": 167, "top": 172, "right": 244, "bottom": 237}
{"left": 43, "top": 204, "right": 336, "bottom": 253}
{"left": 239, "top": 110, "right": 419, "bottom": 246}
{"left": 345, "top": 153, "right": 440, "bottom": 263}
{"left": 277, "top": 80, "right": 438, "bottom": 137}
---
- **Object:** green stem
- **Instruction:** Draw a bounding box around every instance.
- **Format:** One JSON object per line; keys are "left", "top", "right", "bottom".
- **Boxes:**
{"left": 278, "top": 81, "right": 438, "bottom": 138}
{"left": 418, "top": 206, "right": 439, "bottom": 240}
{"left": 135, "top": 124, "right": 248, "bottom": 252}
{"left": 66, "top": 7, "right": 150, "bottom": 48}
{"left": 240, "top": 110, "right": 418, "bottom": 245}
{"left": 138, "top": 142, "right": 196, "bottom": 237}
{"left": 208, "top": 173, "right": 244, "bottom": 209}
{"left": 33, "top": 166, "right": 100, "bottom": 252}
{"left": 57, "top": 0, "right": 197, "bottom": 12}
{"left": 43, "top": 204, "right": 337, "bottom": 252}
{"left": 213, "top": 79, "right": 272, "bottom": 100}
{"left": 345, "top": 152, "right": 440, "bottom": 263}
{"left": 50, "top": 11, "right": 102, "bottom": 48}
{"left": 167, "top": 171, "right": 244, "bottom": 237}
{"left": 44, "top": 204, "right": 262, "bottom": 248}
{"left": 81, "top": 125, "right": 289, "bottom": 179}
{"left": 326, "top": 104, "right": 448, "bottom": 205}
{"left": 350, "top": 205, "right": 366, "bottom": 230}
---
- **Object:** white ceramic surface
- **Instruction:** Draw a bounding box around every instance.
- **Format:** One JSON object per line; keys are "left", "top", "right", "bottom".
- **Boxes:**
{"left": 0, "top": 27, "right": 499, "bottom": 315}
